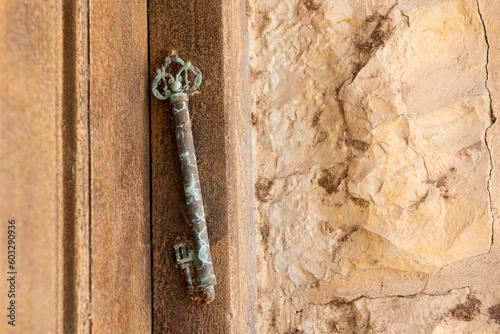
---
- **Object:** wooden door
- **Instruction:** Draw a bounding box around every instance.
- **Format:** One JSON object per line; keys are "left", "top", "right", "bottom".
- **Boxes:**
{"left": 0, "top": 0, "right": 255, "bottom": 333}
{"left": 149, "top": 1, "right": 255, "bottom": 333}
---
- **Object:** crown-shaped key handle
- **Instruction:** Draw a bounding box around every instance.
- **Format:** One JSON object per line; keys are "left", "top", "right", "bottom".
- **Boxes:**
{"left": 152, "top": 51, "right": 202, "bottom": 101}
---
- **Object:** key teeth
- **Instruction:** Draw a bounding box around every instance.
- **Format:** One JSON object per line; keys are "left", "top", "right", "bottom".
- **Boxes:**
{"left": 174, "top": 242, "right": 215, "bottom": 301}
{"left": 174, "top": 242, "right": 195, "bottom": 296}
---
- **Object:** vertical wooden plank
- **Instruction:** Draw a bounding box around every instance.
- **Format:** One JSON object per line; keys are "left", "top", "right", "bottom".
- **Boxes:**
{"left": 1, "top": 0, "right": 92, "bottom": 332}
{"left": 89, "top": 0, "right": 151, "bottom": 332}
{"left": 149, "top": 1, "right": 229, "bottom": 330}
{"left": 149, "top": 0, "right": 228, "bottom": 332}
{"left": 149, "top": 0, "right": 255, "bottom": 332}
{"left": 0, "top": 1, "right": 64, "bottom": 333}
{"left": 223, "top": 1, "right": 257, "bottom": 332}
{"left": 62, "top": 0, "right": 91, "bottom": 332}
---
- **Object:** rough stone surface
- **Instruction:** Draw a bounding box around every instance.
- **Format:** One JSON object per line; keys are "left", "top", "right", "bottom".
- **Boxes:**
{"left": 355, "top": 288, "right": 499, "bottom": 333}
{"left": 249, "top": 0, "right": 500, "bottom": 332}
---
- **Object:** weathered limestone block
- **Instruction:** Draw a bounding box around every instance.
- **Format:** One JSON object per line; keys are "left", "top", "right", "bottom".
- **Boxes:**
{"left": 355, "top": 288, "right": 500, "bottom": 333}
{"left": 249, "top": 0, "right": 497, "bottom": 332}
{"left": 341, "top": 0, "right": 492, "bottom": 273}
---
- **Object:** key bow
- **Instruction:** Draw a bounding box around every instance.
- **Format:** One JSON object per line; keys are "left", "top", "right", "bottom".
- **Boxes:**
{"left": 152, "top": 51, "right": 202, "bottom": 101}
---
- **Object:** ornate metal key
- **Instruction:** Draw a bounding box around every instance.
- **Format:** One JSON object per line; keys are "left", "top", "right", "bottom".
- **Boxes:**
{"left": 152, "top": 52, "right": 216, "bottom": 304}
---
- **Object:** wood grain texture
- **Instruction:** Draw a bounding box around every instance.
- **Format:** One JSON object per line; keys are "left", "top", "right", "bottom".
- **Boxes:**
{"left": 223, "top": 1, "right": 257, "bottom": 332}
{"left": 62, "top": 0, "right": 91, "bottom": 332}
{"left": 1, "top": 0, "right": 92, "bottom": 333}
{"left": 149, "top": 1, "right": 229, "bottom": 331}
{"left": 149, "top": 0, "right": 256, "bottom": 332}
{"left": 89, "top": 0, "right": 151, "bottom": 332}
{"left": 0, "top": 1, "right": 63, "bottom": 333}
{"left": 0, "top": 0, "right": 65, "bottom": 332}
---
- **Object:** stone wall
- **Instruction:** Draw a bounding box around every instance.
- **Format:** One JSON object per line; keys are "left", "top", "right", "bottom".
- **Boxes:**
{"left": 248, "top": 0, "right": 500, "bottom": 332}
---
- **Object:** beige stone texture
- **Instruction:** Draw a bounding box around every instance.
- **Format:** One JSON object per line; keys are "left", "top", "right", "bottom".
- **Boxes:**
{"left": 250, "top": 0, "right": 500, "bottom": 332}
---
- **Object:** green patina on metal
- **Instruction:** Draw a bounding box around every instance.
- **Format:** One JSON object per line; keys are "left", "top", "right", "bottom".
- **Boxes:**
{"left": 152, "top": 52, "right": 216, "bottom": 304}
{"left": 174, "top": 242, "right": 195, "bottom": 295}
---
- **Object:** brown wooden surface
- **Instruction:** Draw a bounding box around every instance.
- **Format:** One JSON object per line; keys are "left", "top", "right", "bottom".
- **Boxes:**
{"left": 0, "top": 0, "right": 253, "bottom": 332}
{"left": 149, "top": 1, "right": 229, "bottom": 331}
{"left": 62, "top": 0, "right": 91, "bottom": 332}
{"left": 89, "top": 1, "right": 151, "bottom": 333}
{"left": 0, "top": 1, "right": 65, "bottom": 333}
{"left": 149, "top": 0, "right": 256, "bottom": 332}
{"left": 0, "top": 0, "right": 93, "bottom": 332}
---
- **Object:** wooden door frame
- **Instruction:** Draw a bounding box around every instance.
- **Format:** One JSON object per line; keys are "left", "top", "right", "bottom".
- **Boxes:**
{"left": 149, "top": 0, "right": 256, "bottom": 332}
{"left": 1, "top": 0, "right": 255, "bottom": 333}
